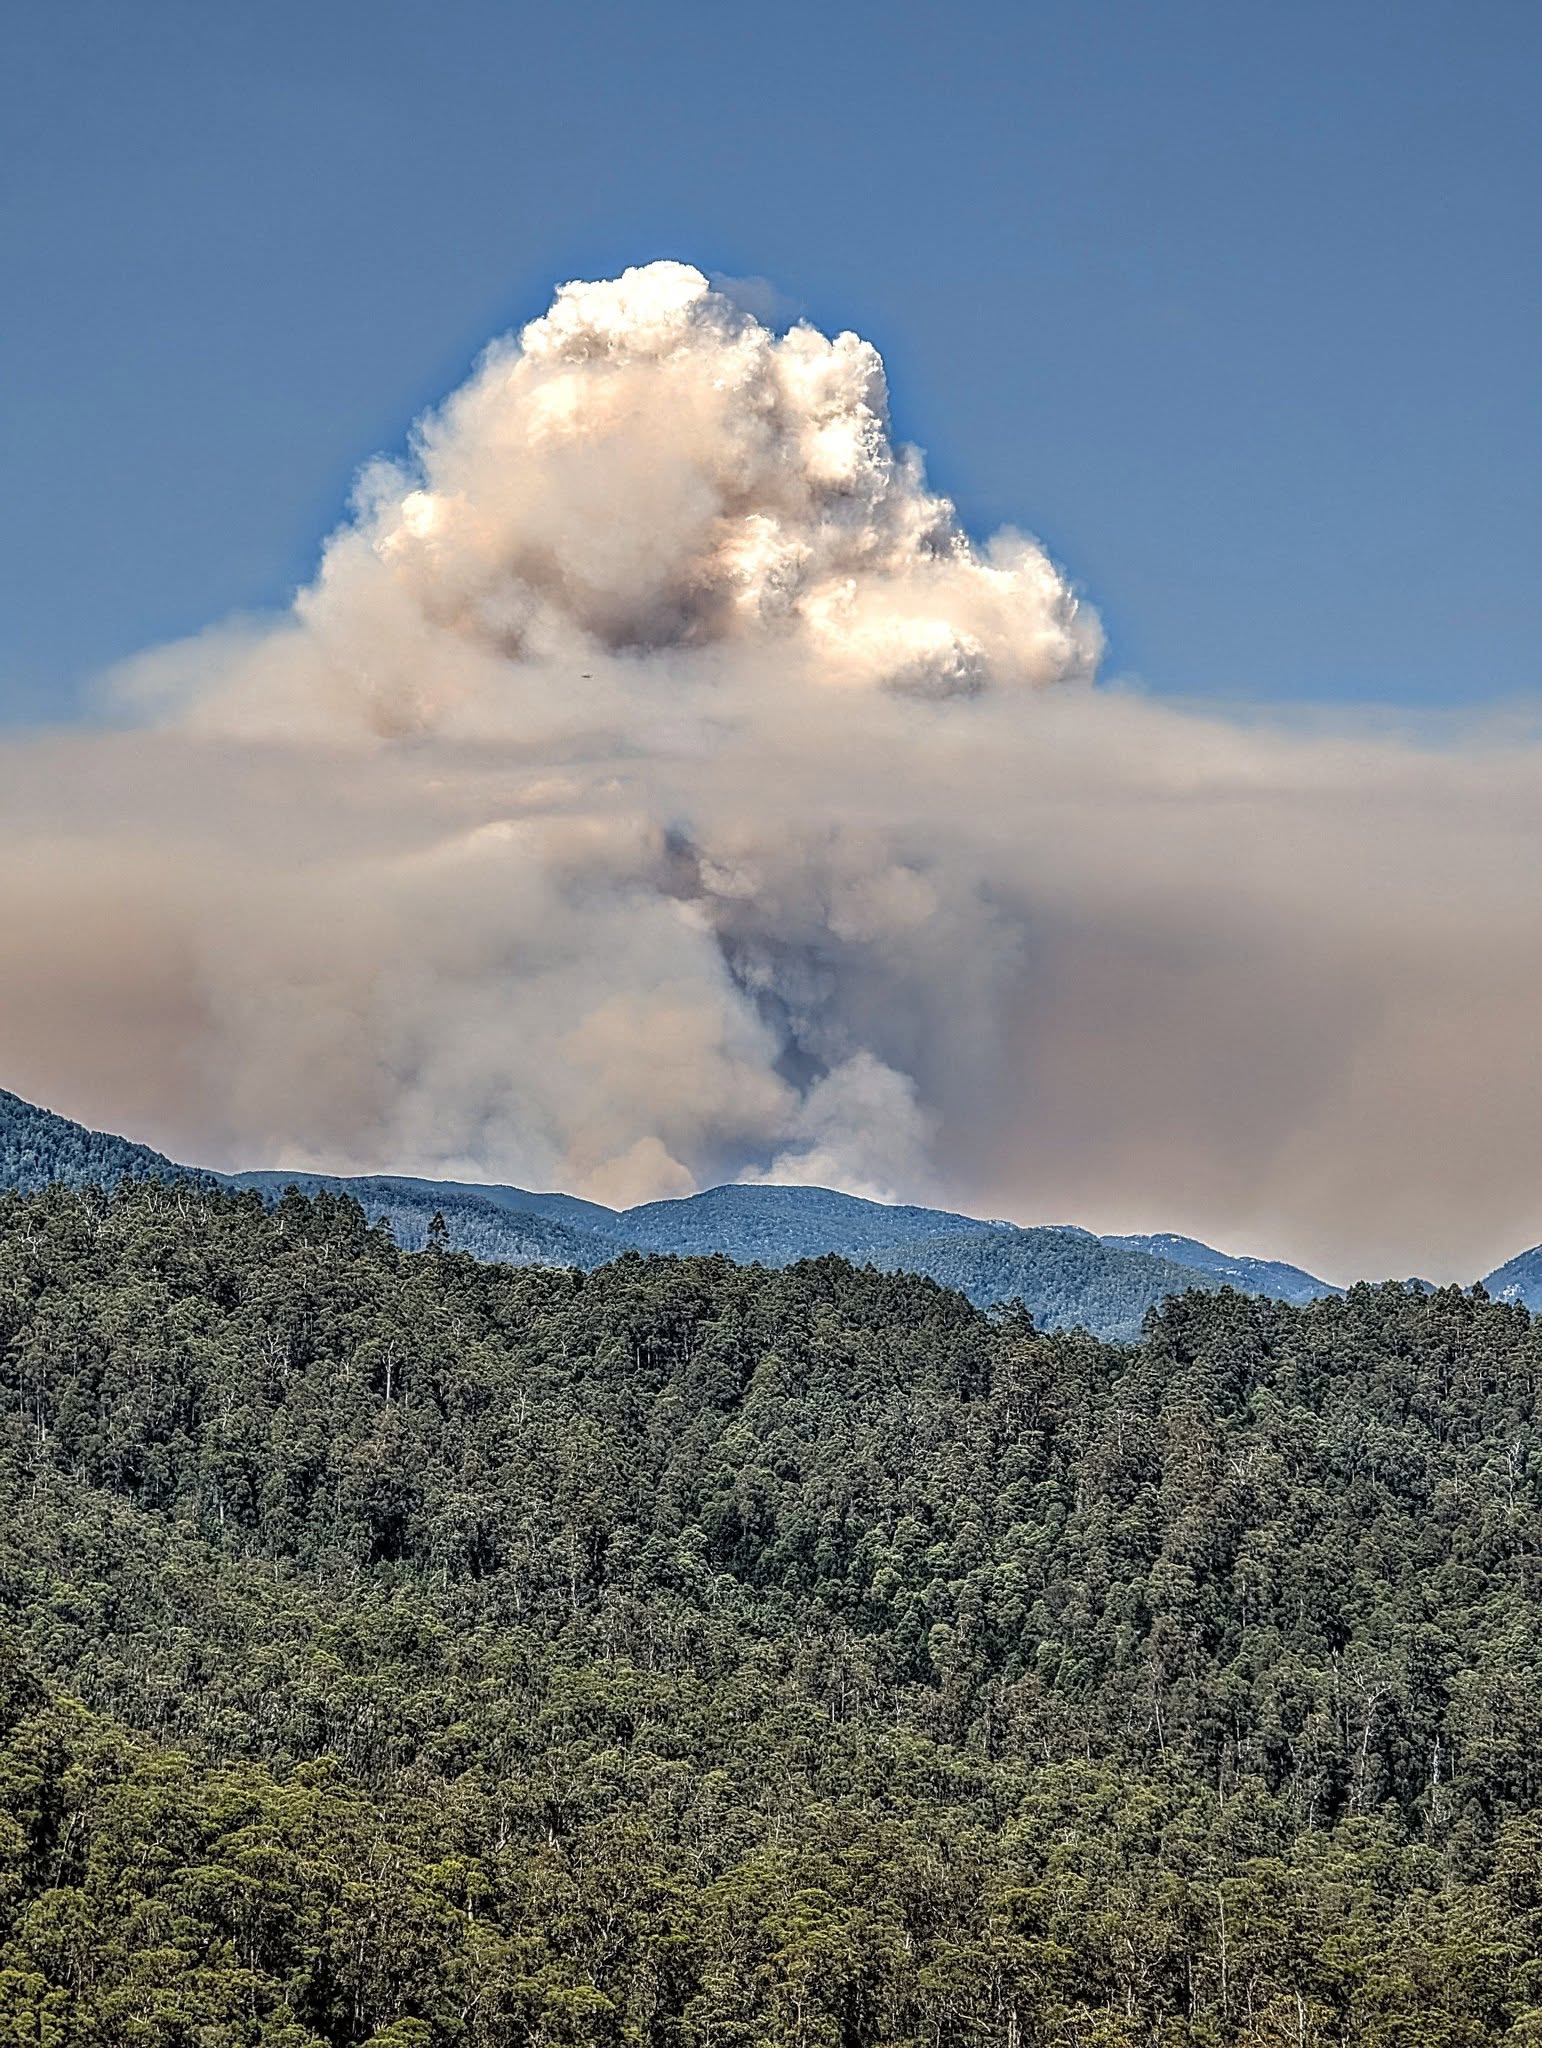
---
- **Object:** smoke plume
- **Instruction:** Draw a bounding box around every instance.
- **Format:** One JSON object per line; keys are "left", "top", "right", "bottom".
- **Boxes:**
{"left": 2, "top": 262, "right": 1540, "bottom": 1280}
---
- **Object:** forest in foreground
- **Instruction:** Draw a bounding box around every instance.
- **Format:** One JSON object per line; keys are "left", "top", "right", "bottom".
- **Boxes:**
{"left": 1, "top": 1179, "right": 1541, "bottom": 2046}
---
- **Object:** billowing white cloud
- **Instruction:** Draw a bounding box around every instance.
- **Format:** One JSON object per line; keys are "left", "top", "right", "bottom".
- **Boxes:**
{"left": 3, "top": 262, "right": 1540, "bottom": 1282}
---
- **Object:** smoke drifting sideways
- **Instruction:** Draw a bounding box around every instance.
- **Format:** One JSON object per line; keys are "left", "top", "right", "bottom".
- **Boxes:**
{"left": 2, "top": 261, "right": 1541, "bottom": 1282}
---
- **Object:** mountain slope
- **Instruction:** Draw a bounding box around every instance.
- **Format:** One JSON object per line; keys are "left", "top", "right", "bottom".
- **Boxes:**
{"left": 614, "top": 1181, "right": 1003, "bottom": 1260}
{"left": 1484, "top": 1242, "right": 1542, "bottom": 1310}
{"left": 874, "top": 1224, "right": 1227, "bottom": 1339}
{"left": 0, "top": 1084, "right": 1372, "bottom": 1338}
{"left": 0, "top": 1085, "right": 190, "bottom": 1192}
{"left": 377, "top": 1173, "right": 622, "bottom": 1234}
{"left": 1102, "top": 1230, "right": 1339, "bottom": 1305}
{"left": 225, "top": 1173, "right": 1209, "bottom": 1334}
{"left": 225, "top": 1169, "right": 619, "bottom": 1267}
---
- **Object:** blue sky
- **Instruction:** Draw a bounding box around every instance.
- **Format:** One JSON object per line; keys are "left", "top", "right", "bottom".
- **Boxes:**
{"left": 3, "top": 0, "right": 1537, "bottom": 723}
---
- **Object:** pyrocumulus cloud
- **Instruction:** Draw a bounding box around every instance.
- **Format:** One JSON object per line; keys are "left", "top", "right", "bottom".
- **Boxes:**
{"left": 2, "top": 262, "right": 1540, "bottom": 1280}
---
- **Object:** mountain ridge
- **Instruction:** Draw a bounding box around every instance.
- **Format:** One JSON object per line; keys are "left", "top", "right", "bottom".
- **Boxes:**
{"left": 1103, "top": 1229, "right": 1339, "bottom": 1306}
{"left": 3, "top": 1082, "right": 1533, "bottom": 1332}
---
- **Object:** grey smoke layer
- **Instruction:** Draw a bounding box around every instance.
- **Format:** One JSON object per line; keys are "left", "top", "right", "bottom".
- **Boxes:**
{"left": 1, "top": 263, "right": 1538, "bottom": 1282}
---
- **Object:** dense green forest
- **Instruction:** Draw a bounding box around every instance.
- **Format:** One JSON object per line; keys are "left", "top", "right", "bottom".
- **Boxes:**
{"left": 1, "top": 1178, "right": 1541, "bottom": 2044}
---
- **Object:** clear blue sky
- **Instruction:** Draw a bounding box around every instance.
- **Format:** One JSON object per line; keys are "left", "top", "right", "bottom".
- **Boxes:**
{"left": 3, "top": 0, "right": 1537, "bottom": 722}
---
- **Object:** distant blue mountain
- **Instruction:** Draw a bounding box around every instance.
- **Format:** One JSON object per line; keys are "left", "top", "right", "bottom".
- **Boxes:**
{"left": 0, "top": 1085, "right": 190, "bottom": 1193}
{"left": 1482, "top": 1245, "right": 1542, "bottom": 1311}
{"left": 6, "top": 1081, "right": 1526, "bottom": 1340}
{"left": 616, "top": 1182, "right": 1005, "bottom": 1261}
{"left": 1101, "top": 1231, "right": 1340, "bottom": 1306}
{"left": 867, "top": 1225, "right": 1225, "bottom": 1341}
{"left": 225, "top": 1170, "right": 614, "bottom": 1268}
{"left": 375, "top": 1175, "right": 620, "bottom": 1235}
{"left": 217, "top": 1173, "right": 1320, "bottom": 1339}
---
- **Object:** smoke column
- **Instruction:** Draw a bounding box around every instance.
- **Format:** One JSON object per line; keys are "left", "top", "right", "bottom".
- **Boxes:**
{"left": 2, "top": 262, "right": 1540, "bottom": 1279}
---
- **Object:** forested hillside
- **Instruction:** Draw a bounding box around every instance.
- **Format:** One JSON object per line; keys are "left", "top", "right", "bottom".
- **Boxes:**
{"left": 2, "top": 1177, "right": 1541, "bottom": 2044}
{"left": 0, "top": 1085, "right": 1330, "bottom": 1337}
{"left": 1485, "top": 1243, "right": 1542, "bottom": 1312}
{"left": 221, "top": 1178, "right": 1238, "bottom": 1337}
{"left": 0, "top": 1084, "right": 188, "bottom": 1193}
{"left": 1103, "top": 1233, "right": 1338, "bottom": 1307}
{"left": 227, "top": 1168, "right": 608, "bottom": 1269}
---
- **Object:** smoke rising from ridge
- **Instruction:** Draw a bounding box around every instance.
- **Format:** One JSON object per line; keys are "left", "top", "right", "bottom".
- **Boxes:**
{"left": 2, "top": 262, "right": 1540, "bottom": 1280}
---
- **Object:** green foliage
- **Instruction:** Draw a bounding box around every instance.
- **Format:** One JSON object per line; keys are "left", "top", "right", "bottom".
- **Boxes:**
{"left": 223, "top": 1177, "right": 1248, "bottom": 1337}
{"left": 0, "top": 1178, "right": 1539, "bottom": 2042}
{"left": 0, "top": 1088, "right": 186, "bottom": 1195}
{"left": 871, "top": 1222, "right": 1231, "bottom": 1338}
